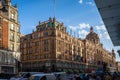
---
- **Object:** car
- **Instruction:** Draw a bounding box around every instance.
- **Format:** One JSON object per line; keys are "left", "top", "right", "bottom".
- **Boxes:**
{"left": 0, "top": 73, "right": 15, "bottom": 80}
{"left": 79, "top": 73, "right": 89, "bottom": 80}
{"left": 30, "top": 73, "right": 56, "bottom": 80}
{"left": 52, "top": 72, "right": 68, "bottom": 80}
{"left": 10, "top": 72, "right": 43, "bottom": 80}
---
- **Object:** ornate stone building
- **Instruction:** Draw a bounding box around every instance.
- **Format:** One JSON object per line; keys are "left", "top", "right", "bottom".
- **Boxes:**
{"left": 21, "top": 18, "right": 84, "bottom": 72}
{"left": 83, "top": 27, "right": 116, "bottom": 72}
{"left": 116, "top": 62, "right": 120, "bottom": 72}
{"left": 21, "top": 18, "right": 116, "bottom": 72}
{"left": 0, "top": 0, "right": 21, "bottom": 74}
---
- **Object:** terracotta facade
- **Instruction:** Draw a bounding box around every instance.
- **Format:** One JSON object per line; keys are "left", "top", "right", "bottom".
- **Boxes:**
{"left": 21, "top": 18, "right": 116, "bottom": 72}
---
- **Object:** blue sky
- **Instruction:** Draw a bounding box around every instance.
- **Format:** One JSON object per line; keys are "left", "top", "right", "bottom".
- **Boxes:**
{"left": 12, "top": 0, "right": 120, "bottom": 61}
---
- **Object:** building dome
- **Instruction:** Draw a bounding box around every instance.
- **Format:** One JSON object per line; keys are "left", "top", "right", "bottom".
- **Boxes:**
{"left": 86, "top": 27, "right": 100, "bottom": 44}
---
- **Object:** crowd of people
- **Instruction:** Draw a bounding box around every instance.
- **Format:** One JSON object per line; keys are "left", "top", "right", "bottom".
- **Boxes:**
{"left": 72, "top": 72, "right": 120, "bottom": 80}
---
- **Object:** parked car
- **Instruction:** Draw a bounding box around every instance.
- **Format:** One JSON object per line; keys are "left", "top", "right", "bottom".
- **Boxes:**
{"left": 30, "top": 73, "right": 56, "bottom": 80}
{"left": 52, "top": 72, "right": 68, "bottom": 80}
{"left": 0, "top": 73, "right": 15, "bottom": 80}
{"left": 10, "top": 72, "right": 43, "bottom": 80}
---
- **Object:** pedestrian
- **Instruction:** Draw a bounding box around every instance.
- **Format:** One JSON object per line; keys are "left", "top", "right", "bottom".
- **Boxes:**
{"left": 76, "top": 75, "right": 82, "bottom": 80}
{"left": 56, "top": 74, "right": 62, "bottom": 80}
{"left": 105, "top": 73, "right": 112, "bottom": 80}
{"left": 96, "top": 74, "right": 101, "bottom": 80}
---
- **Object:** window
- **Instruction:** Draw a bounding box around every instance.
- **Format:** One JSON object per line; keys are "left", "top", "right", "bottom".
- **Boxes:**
{"left": 10, "top": 44, "right": 14, "bottom": 51}
{"left": 58, "top": 33, "right": 61, "bottom": 37}
{"left": 10, "top": 33, "right": 14, "bottom": 41}
{"left": 10, "top": 24, "right": 14, "bottom": 30}
{"left": 0, "top": 53, "right": 1, "bottom": 62}
{"left": 0, "top": 17, "right": 2, "bottom": 24}
{"left": 57, "top": 47, "right": 61, "bottom": 52}
{"left": 26, "top": 42, "right": 30, "bottom": 48}
{"left": 35, "top": 55, "right": 38, "bottom": 60}
{"left": 78, "top": 47, "right": 80, "bottom": 52}
{"left": 44, "top": 46, "right": 48, "bottom": 51}
{"left": 57, "top": 54, "right": 61, "bottom": 59}
{"left": 11, "top": 13, "right": 15, "bottom": 20}
{"left": 17, "top": 35, "right": 20, "bottom": 42}
{"left": 17, "top": 45, "right": 20, "bottom": 52}
{"left": 27, "top": 56, "right": 30, "bottom": 60}
{"left": 51, "top": 30, "right": 55, "bottom": 35}
{"left": 0, "top": 29, "right": 2, "bottom": 38}
{"left": 58, "top": 40, "right": 60, "bottom": 44}
{"left": 1, "top": 53, "right": 5, "bottom": 63}
{"left": 0, "top": 40, "right": 2, "bottom": 48}
{"left": 65, "top": 36, "right": 67, "bottom": 40}
{"left": 17, "top": 27, "right": 20, "bottom": 32}
{"left": 35, "top": 48, "right": 39, "bottom": 53}
{"left": 43, "top": 31, "right": 48, "bottom": 36}
{"left": 34, "top": 34, "right": 38, "bottom": 39}
{"left": 44, "top": 39, "right": 48, "bottom": 45}
{"left": 35, "top": 42, "right": 39, "bottom": 46}
{"left": 27, "top": 49, "right": 30, "bottom": 54}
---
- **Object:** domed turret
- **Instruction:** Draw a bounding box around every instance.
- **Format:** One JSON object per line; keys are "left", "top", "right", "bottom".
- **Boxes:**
{"left": 86, "top": 27, "right": 100, "bottom": 44}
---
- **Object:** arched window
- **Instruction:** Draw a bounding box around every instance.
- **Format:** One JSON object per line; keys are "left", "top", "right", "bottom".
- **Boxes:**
{"left": 43, "top": 31, "right": 48, "bottom": 36}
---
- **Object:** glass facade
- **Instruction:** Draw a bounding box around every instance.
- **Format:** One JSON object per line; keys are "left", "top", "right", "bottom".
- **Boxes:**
{"left": 0, "top": 51, "right": 15, "bottom": 64}
{"left": 0, "top": 50, "right": 16, "bottom": 74}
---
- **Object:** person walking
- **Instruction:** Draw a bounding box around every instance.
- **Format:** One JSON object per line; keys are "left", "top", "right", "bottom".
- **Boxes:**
{"left": 105, "top": 73, "right": 112, "bottom": 80}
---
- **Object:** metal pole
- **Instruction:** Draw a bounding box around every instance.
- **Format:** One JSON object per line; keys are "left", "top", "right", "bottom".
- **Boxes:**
{"left": 54, "top": 0, "right": 56, "bottom": 18}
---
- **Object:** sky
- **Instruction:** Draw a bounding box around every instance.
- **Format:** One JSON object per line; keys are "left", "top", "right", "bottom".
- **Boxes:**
{"left": 12, "top": 0, "right": 120, "bottom": 61}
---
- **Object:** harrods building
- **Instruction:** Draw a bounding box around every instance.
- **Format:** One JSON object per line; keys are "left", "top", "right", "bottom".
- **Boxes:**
{"left": 20, "top": 17, "right": 116, "bottom": 72}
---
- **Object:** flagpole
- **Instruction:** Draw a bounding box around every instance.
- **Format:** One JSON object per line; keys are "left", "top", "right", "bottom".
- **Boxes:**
{"left": 54, "top": 0, "right": 56, "bottom": 18}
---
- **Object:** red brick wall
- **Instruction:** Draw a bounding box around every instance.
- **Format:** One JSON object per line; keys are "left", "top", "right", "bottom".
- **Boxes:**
{"left": 3, "top": 20, "right": 8, "bottom": 49}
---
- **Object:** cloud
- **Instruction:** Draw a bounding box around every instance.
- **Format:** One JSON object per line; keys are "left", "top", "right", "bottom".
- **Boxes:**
{"left": 69, "top": 22, "right": 91, "bottom": 38}
{"left": 79, "top": 0, "right": 83, "bottom": 4}
{"left": 96, "top": 25, "right": 106, "bottom": 31}
{"left": 95, "top": 24, "right": 110, "bottom": 40}
{"left": 86, "top": 2, "right": 95, "bottom": 6}
{"left": 103, "top": 32, "right": 110, "bottom": 40}
{"left": 69, "top": 25, "right": 78, "bottom": 31}
{"left": 78, "top": 0, "right": 95, "bottom": 6}
{"left": 99, "top": 33, "right": 102, "bottom": 39}
{"left": 78, "top": 30, "right": 89, "bottom": 38}
{"left": 69, "top": 22, "right": 91, "bottom": 31}
{"left": 68, "top": 23, "right": 110, "bottom": 40}
{"left": 79, "top": 23, "right": 91, "bottom": 29}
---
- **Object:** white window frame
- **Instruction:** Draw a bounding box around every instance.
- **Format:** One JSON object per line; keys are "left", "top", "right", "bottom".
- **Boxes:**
{"left": 11, "top": 13, "right": 15, "bottom": 19}
{"left": 10, "top": 44, "right": 14, "bottom": 50}
{"left": 10, "top": 23, "right": 14, "bottom": 30}
{"left": 10, "top": 33, "right": 14, "bottom": 41}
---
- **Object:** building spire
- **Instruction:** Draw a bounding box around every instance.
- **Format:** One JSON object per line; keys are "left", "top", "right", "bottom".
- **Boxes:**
{"left": 90, "top": 26, "right": 93, "bottom": 32}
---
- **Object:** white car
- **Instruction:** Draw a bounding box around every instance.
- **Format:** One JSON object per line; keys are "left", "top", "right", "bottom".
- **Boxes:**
{"left": 10, "top": 72, "right": 43, "bottom": 80}
{"left": 30, "top": 73, "right": 56, "bottom": 80}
